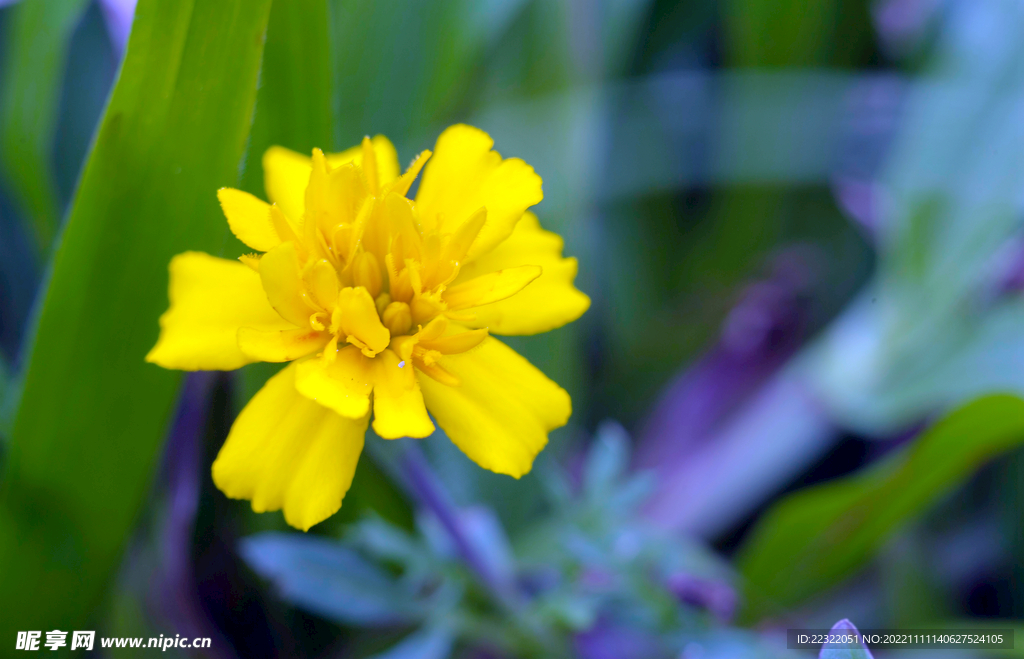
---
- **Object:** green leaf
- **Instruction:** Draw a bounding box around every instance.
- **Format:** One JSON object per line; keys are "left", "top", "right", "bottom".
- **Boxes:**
{"left": 0, "top": 352, "right": 9, "bottom": 441}
{"left": 0, "top": 0, "right": 271, "bottom": 636}
{"left": 240, "top": 532, "right": 421, "bottom": 625}
{"left": 724, "top": 0, "right": 873, "bottom": 68}
{"left": 0, "top": 0, "right": 89, "bottom": 252}
{"left": 366, "top": 626, "right": 454, "bottom": 659}
{"left": 0, "top": 351, "right": 21, "bottom": 442}
{"left": 330, "top": 0, "right": 528, "bottom": 146}
{"left": 805, "top": 3, "right": 1024, "bottom": 435}
{"left": 737, "top": 394, "right": 1024, "bottom": 620}
{"left": 239, "top": 0, "right": 333, "bottom": 193}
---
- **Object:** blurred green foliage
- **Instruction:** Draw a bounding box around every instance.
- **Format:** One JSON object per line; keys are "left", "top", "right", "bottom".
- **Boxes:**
{"left": 240, "top": 0, "right": 333, "bottom": 194}
{"left": 0, "top": 0, "right": 88, "bottom": 252}
{"left": 1, "top": 0, "right": 1023, "bottom": 654}
{"left": 805, "top": 0, "right": 1024, "bottom": 435}
{"left": 737, "top": 395, "right": 1024, "bottom": 620}
{"left": 0, "top": 0, "right": 271, "bottom": 637}
{"left": 725, "top": 0, "right": 874, "bottom": 68}
{"left": 592, "top": 0, "right": 880, "bottom": 424}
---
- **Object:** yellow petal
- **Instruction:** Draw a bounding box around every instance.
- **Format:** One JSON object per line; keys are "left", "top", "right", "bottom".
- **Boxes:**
{"left": 263, "top": 146, "right": 312, "bottom": 222}
{"left": 303, "top": 259, "right": 340, "bottom": 309}
{"left": 371, "top": 349, "right": 434, "bottom": 439}
{"left": 218, "top": 188, "right": 280, "bottom": 252}
{"left": 326, "top": 135, "right": 401, "bottom": 187}
{"left": 331, "top": 196, "right": 373, "bottom": 266}
{"left": 352, "top": 251, "right": 383, "bottom": 298}
{"left": 386, "top": 150, "right": 431, "bottom": 197}
{"left": 146, "top": 252, "right": 293, "bottom": 371}
{"left": 294, "top": 347, "right": 373, "bottom": 418}
{"left": 239, "top": 253, "right": 261, "bottom": 271}
{"left": 385, "top": 193, "right": 422, "bottom": 263}
{"left": 327, "top": 164, "right": 368, "bottom": 231}
{"left": 212, "top": 362, "right": 368, "bottom": 531}
{"left": 416, "top": 359, "right": 460, "bottom": 387}
{"left": 361, "top": 136, "right": 381, "bottom": 194}
{"left": 415, "top": 315, "right": 449, "bottom": 342}
{"left": 442, "top": 265, "right": 541, "bottom": 311}
{"left": 263, "top": 138, "right": 398, "bottom": 226}
{"left": 332, "top": 287, "right": 391, "bottom": 357}
{"left": 415, "top": 124, "right": 542, "bottom": 258}
{"left": 418, "top": 327, "right": 488, "bottom": 355}
{"left": 418, "top": 336, "right": 570, "bottom": 477}
{"left": 260, "top": 242, "right": 316, "bottom": 327}
{"left": 303, "top": 148, "right": 331, "bottom": 243}
{"left": 443, "top": 207, "right": 487, "bottom": 264}
{"left": 453, "top": 213, "right": 590, "bottom": 335}
{"left": 270, "top": 204, "right": 300, "bottom": 244}
{"left": 237, "top": 326, "right": 329, "bottom": 362}
{"left": 410, "top": 292, "right": 444, "bottom": 326}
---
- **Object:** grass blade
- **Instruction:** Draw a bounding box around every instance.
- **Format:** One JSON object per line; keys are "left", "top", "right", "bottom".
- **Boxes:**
{"left": 0, "top": 0, "right": 271, "bottom": 634}
{"left": 0, "top": 0, "right": 89, "bottom": 252}
{"left": 737, "top": 395, "right": 1024, "bottom": 620}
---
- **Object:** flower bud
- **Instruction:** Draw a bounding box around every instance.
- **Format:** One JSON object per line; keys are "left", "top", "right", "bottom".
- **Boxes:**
{"left": 382, "top": 301, "right": 413, "bottom": 336}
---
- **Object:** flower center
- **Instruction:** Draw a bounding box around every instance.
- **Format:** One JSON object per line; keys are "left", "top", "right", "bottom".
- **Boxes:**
{"left": 274, "top": 140, "right": 501, "bottom": 366}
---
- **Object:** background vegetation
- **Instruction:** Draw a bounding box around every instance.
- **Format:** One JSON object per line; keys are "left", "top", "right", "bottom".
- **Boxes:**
{"left": 1, "top": 0, "right": 1022, "bottom": 657}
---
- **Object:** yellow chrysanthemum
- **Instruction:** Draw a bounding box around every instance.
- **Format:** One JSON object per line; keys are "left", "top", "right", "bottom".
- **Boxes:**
{"left": 146, "top": 125, "right": 590, "bottom": 530}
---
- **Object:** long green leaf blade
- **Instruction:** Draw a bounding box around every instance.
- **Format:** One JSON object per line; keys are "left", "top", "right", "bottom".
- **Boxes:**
{"left": 243, "top": 0, "right": 333, "bottom": 180}
{"left": 0, "top": 0, "right": 89, "bottom": 252}
{"left": 737, "top": 394, "right": 1024, "bottom": 619}
{"left": 0, "top": 0, "right": 272, "bottom": 634}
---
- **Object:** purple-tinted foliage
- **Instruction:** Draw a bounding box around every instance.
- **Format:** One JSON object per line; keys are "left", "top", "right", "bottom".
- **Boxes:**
{"left": 98, "top": 0, "right": 137, "bottom": 54}
{"left": 462, "top": 647, "right": 510, "bottom": 659}
{"left": 155, "top": 372, "right": 237, "bottom": 659}
{"left": 399, "top": 443, "right": 518, "bottom": 605}
{"left": 0, "top": 0, "right": 136, "bottom": 54}
{"left": 665, "top": 573, "right": 737, "bottom": 623}
{"left": 832, "top": 176, "right": 883, "bottom": 240}
{"left": 644, "top": 371, "right": 836, "bottom": 535}
{"left": 578, "top": 567, "right": 618, "bottom": 591}
{"left": 635, "top": 249, "right": 814, "bottom": 472}
{"left": 820, "top": 619, "right": 874, "bottom": 659}
{"left": 831, "top": 73, "right": 905, "bottom": 240}
{"left": 873, "top": 0, "right": 942, "bottom": 56}
{"left": 638, "top": 250, "right": 840, "bottom": 536}
{"left": 574, "top": 619, "right": 661, "bottom": 659}
{"left": 986, "top": 235, "right": 1024, "bottom": 298}
{"left": 517, "top": 565, "right": 561, "bottom": 598}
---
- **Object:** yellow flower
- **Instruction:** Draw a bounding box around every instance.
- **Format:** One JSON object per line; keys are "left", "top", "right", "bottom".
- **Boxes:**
{"left": 146, "top": 125, "right": 590, "bottom": 530}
